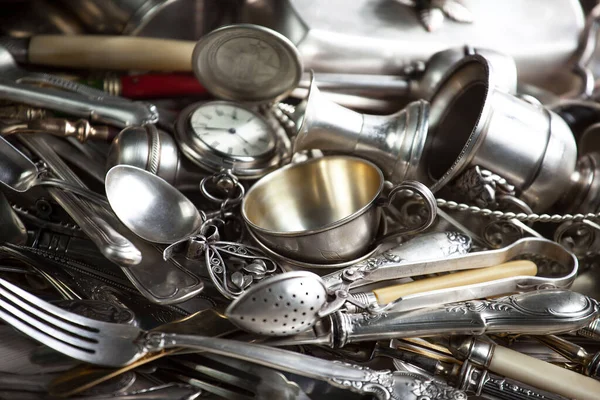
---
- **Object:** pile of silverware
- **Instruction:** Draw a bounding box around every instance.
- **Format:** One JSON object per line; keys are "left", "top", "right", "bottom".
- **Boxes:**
{"left": 3, "top": 0, "right": 600, "bottom": 399}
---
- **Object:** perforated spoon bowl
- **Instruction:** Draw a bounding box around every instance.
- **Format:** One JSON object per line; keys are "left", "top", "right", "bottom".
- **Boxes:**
{"left": 225, "top": 271, "right": 327, "bottom": 337}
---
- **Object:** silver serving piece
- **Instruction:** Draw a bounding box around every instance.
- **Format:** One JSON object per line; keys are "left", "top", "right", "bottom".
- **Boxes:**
{"left": 353, "top": 239, "right": 578, "bottom": 313}
{"left": 105, "top": 164, "right": 204, "bottom": 244}
{"left": 242, "top": 156, "right": 437, "bottom": 263}
{"left": 225, "top": 237, "right": 576, "bottom": 337}
{"left": 10, "top": 135, "right": 142, "bottom": 266}
{"left": 322, "top": 236, "right": 568, "bottom": 292}
{"left": 19, "top": 136, "right": 205, "bottom": 305}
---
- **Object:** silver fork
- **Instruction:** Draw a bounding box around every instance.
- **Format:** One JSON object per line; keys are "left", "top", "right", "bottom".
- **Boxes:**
{"left": 0, "top": 276, "right": 466, "bottom": 399}
{"left": 159, "top": 354, "right": 312, "bottom": 400}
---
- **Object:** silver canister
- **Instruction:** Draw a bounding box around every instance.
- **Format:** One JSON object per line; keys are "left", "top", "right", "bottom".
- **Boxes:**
{"left": 419, "top": 55, "right": 577, "bottom": 212}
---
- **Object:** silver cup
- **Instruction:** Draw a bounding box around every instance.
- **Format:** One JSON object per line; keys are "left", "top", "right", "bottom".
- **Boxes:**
{"left": 417, "top": 55, "right": 577, "bottom": 212}
{"left": 242, "top": 156, "right": 436, "bottom": 263}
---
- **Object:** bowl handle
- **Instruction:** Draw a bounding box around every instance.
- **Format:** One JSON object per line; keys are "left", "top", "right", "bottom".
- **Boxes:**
{"left": 375, "top": 180, "right": 437, "bottom": 243}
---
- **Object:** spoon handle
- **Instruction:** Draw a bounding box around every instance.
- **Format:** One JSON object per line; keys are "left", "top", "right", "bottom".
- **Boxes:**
{"left": 17, "top": 134, "right": 142, "bottom": 266}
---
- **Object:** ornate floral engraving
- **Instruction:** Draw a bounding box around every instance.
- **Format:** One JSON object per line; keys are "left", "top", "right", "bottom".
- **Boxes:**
{"left": 329, "top": 362, "right": 395, "bottom": 399}
{"left": 205, "top": 240, "right": 283, "bottom": 300}
{"left": 444, "top": 232, "right": 472, "bottom": 256}
{"left": 446, "top": 299, "right": 517, "bottom": 314}
{"left": 409, "top": 378, "right": 468, "bottom": 400}
{"left": 53, "top": 299, "right": 135, "bottom": 324}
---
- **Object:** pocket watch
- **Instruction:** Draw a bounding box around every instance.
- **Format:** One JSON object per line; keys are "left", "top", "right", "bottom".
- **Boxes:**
{"left": 175, "top": 100, "right": 283, "bottom": 179}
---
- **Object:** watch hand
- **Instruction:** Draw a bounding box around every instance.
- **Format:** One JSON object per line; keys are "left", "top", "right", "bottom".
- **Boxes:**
{"left": 198, "top": 126, "right": 230, "bottom": 131}
{"left": 236, "top": 134, "right": 258, "bottom": 148}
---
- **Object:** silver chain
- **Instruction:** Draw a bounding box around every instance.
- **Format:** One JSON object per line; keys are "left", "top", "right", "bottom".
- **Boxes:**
{"left": 436, "top": 198, "right": 600, "bottom": 223}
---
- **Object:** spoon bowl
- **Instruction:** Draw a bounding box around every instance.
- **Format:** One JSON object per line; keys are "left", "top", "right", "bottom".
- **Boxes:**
{"left": 105, "top": 165, "right": 203, "bottom": 244}
{"left": 225, "top": 271, "right": 327, "bottom": 337}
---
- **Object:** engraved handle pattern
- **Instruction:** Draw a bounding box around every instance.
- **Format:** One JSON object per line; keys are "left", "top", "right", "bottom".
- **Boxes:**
{"left": 143, "top": 333, "right": 467, "bottom": 400}
{"left": 322, "top": 231, "right": 472, "bottom": 291}
{"left": 338, "top": 290, "right": 600, "bottom": 347}
{"left": 18, "top": 135, "right": 142, "bottom": 265}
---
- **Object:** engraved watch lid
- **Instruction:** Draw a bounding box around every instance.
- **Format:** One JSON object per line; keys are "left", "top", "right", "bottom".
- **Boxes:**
{"left": 192, "top": 24, "right": 303, "bottom": 103}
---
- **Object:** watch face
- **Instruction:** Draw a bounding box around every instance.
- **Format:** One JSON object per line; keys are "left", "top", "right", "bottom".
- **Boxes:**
{"left": 189, "top": 102, "right": 276, "bottom": 158}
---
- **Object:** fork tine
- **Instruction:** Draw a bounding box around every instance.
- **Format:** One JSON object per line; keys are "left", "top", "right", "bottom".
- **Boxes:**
{"left": 170, "top": 356, "right": 257, "bottom": 393}
{"left": 159, "top": 370, "right": 254, "bottom": 400}
{"left": 0, "top": 278, "right": 101, "bottom": 332}
{"left": 0, "top": 278, "right": 142, "bottom": 367}
{"left": 0, "top": 297, "right": 97, "bottom": 362}
{"left": 0, "top": 285, "right": 101, "bottom": 343}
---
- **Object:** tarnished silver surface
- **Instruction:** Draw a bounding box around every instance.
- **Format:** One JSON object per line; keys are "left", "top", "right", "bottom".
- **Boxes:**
{"left": 263, "top": 290, "right": 600, "bottom": 348}
{"left": 370, "top": 239, "right": 578, "bottom": 313}
{"left": 20, "top": 136, "right": 204, "bottom": 305}
{"left": 15, "top": 134, "right": 143, "bottom": 267}
{"left": 0, "top": 45, "right": 158, "bottom": 129}
{"left": 245, "top": 0, "right": 583, "bottom": 92}
{"left": 192, "top": 24, "right": 302, "bottom": 103}
{"left": 322, "top": 231, "right": 471, "bottom": 292}
{"left": 0, "top": 276, "right": 469, "bottom": 400}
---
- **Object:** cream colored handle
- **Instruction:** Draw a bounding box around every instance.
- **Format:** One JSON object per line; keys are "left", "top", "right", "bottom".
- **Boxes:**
{"left": 490, "top": 344, "right": 600, "bottom": 400}
{"left": 28, "top": 35, "right": 195, "bottom": 71}
{"left": 373, "top": 260, "right": 537, "bottom": 305}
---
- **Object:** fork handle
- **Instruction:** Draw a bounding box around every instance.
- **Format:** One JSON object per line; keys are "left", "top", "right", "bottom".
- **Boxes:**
{"left": 144, "top": 332, "right": 466, "bottom": 400}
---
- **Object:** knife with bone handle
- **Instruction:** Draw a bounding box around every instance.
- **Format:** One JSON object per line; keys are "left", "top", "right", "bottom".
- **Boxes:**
{"left": 445, "top": 336, "right": 600, "bottom": 400}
